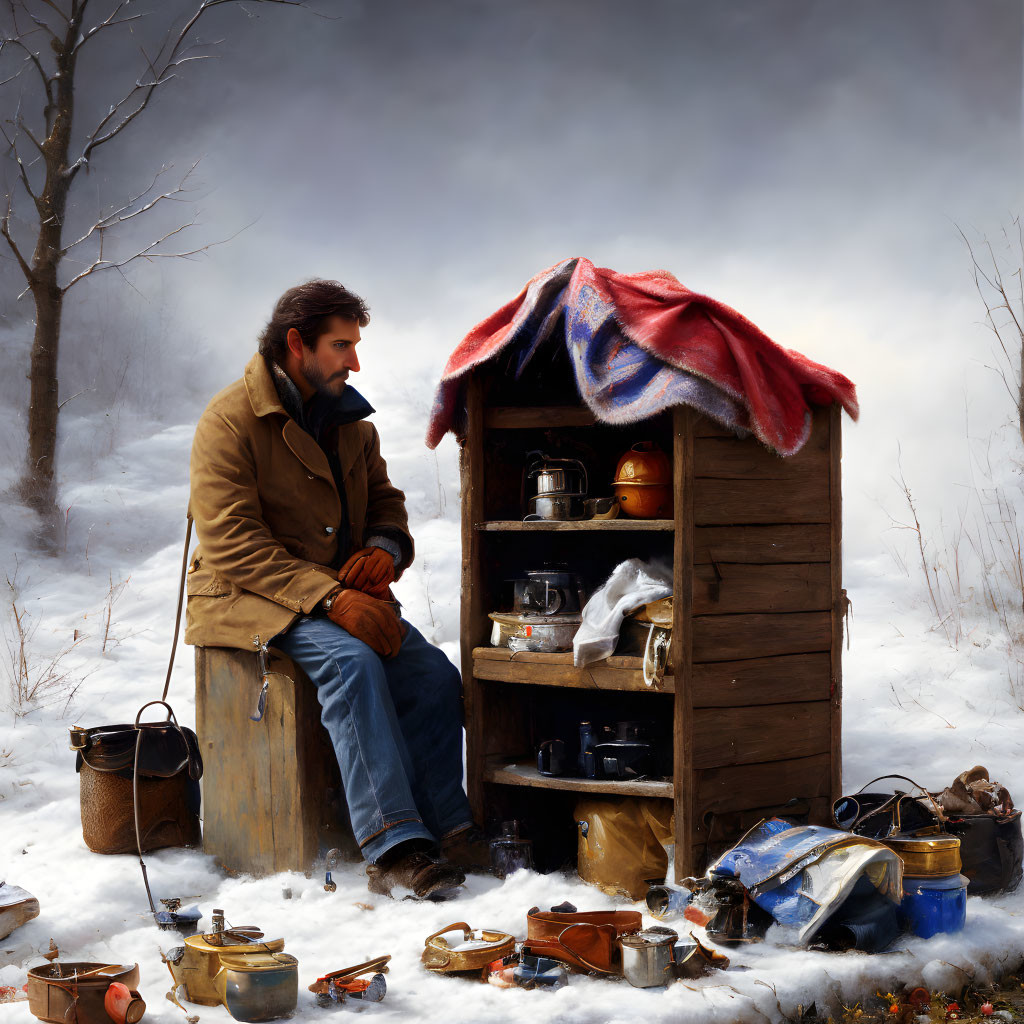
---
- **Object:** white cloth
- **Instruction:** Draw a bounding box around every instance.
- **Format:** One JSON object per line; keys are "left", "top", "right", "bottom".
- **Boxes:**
{"left": 573, "top": 558, "right": 673, "bottom": 667}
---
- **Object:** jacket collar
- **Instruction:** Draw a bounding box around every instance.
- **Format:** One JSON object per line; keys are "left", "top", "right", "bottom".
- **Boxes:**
{"left": 244, "top": 352, "right": 375, "bottom": 427}
{"left": 245, "top": 353, "right": 287, "bottom": 418}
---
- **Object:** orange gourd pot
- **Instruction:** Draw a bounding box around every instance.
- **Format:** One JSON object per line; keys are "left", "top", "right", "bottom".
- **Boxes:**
{"left": 613, "top": 442, "right": 673, "bottom": 519}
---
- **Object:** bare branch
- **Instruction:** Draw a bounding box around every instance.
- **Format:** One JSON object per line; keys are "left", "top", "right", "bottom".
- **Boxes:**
{"left": 0, "top": 191, "right": 34, "bottom": 286}
{"left": 0, "top": 118, "right": 43, "bottom": 207}
{"left": 0, "top": 36, "right": 56, "bottom": 104}
{"left": 11, "top": 1, "right": 62, "bottom": 43}
{"left": 57, "top": 387, "right": 93, "bottom": 409}
{"left": 62, "top": 212, "right": 246, "bottom": 291}
{"left": 61, "top": 159, "right": 201, "bottom": 254}
{"left": 73, "top": 3, "right": 147, "bottom": 54}
{"left": 67, "top": 0, "right": 309, "bottom": 176}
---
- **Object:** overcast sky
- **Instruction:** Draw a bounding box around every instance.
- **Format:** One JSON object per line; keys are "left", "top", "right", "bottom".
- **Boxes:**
{"left": 1, "top": 0, "right": 1021, "bottom": 569}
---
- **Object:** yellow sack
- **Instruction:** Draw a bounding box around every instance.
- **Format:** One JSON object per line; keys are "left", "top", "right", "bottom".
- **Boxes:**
{"left": 575, "top": 796, "right": 674, "bottom": 900}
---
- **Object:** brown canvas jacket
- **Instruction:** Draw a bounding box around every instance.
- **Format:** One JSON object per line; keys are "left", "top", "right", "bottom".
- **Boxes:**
{"left": 185, "top": 353, "right": 414, "bottom": 650}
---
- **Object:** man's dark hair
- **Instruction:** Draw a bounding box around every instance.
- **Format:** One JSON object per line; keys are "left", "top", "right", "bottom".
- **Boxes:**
{"left": 258, "top": 279, "right": 370, "bottom": 362}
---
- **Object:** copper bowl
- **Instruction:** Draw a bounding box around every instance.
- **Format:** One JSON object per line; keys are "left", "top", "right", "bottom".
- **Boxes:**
{"left": 613, "top": 443, "right": 672, "bottom": 518}
{"left": 883, "top": 834, "right": 961, "bottom": 877}
{"left": 613, "top": 483, "right": 673, "bottom": 519}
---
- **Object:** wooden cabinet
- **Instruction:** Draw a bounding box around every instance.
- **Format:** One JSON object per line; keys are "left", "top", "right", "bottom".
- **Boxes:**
{"left": 458, "top": 350, "right": 843, "bottom": 881}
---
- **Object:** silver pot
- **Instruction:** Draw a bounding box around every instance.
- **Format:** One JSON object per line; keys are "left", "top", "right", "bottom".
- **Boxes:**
{"left": 488, "top": 612, "right": 581, "bottom": 653}
{"left": 620, "top": 927, "right": 678, "bottom": 988}
{"left": 512, "top": 571, "right": 585, "bottom": 616}
{"left": 527, "top": 456, "right": 587, "bottom": 498}
{"left": 526, "top": 494, "right": 585, "bottom": 521}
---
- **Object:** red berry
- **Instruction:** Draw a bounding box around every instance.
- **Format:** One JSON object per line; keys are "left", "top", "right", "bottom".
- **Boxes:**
{"left": 981, "top": 1004, "right": 994, "bottom": 1016}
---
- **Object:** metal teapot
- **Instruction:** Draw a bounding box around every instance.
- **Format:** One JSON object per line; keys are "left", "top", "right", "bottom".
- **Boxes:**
{"left": 523, "top": 453, "right": 588, "bottom": 520}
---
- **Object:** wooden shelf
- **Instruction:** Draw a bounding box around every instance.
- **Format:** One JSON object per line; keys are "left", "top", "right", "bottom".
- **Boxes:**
{"left": 473, "top": 647, "right": 674, "bottom": 693}
{"left": 484, "top": 757, "right": 673, "bottom": 798}
{"left": 477, "top": 519, "right": 673, "bottom": 532}
{"left": 485, "top": 406, "right": 597, "bottom": 429}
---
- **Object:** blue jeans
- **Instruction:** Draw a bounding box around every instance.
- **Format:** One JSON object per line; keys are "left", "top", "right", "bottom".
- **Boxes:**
{"left": 271, "top": 616, "right": 473, "bottom": 863}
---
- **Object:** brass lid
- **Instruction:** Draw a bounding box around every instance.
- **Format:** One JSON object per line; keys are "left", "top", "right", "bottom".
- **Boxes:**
{"left": 886, "top": 834, "right": 960, "bottom": 852}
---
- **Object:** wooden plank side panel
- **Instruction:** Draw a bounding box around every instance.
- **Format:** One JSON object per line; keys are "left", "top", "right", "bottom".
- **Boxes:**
{"left": 696, "top": 753, "right": 832, "bottom": 816}
{"left": 690, "top": 796, "right": 833, "bottom": 871}
{"left": 694, "top": 475, "right": 830, "bottom": 525}
{"left": 460, "top": 375, "right": 487, "bottom": 823}
{"left": 692, "top": 701, "right": 831, "bottom": 768}
{"left": 692, "top": 652, "right": 832, "bottom": 707}
{"left": 694, "top": 524, "right": 831, "bottom": 565}
{"left": 693, "top": 612, "right": 832, "bottom": 662}
{"left": 693, "top": 414, "right": 829, "bottom": 480}
{"left": 829, "top": 404, "right": 844, "bottom": 803}
{"left": 673, "top": 406, "right": 696, "bottom": 880}
{"left": 197, "top": 648, "right": 308, "bottom": 875}
{"left": 197, "top": 647, "right": 276, "bottom": 875}
{"left": 694, "top": 562, "right": 831, "bottom": 615}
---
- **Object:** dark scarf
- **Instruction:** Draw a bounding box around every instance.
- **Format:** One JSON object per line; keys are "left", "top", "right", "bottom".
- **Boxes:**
{"left": 270, "top": 361, "right": 374, "bottom": 567}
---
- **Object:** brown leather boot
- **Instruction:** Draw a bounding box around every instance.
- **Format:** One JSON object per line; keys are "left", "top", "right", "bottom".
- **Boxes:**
{"left": 366, "top": 848, "right": 465, "bottom": 899}
{"left": 440, "top": 826, "right": 493, "bottom": 873}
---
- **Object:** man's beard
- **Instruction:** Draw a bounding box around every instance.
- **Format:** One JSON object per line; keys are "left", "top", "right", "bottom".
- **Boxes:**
{"left": 302, "top": 353, "right": 348, "bottom": 397}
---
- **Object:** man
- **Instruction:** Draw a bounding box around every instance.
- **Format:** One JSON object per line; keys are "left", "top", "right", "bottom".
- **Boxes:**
{"left": 185, "top": 279, "right": 485, "bottom": 898}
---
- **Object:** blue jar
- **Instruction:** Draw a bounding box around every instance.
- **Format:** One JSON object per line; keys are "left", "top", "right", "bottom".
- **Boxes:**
{"left": 899, "top": 873, "right": 967, "bottom": 939}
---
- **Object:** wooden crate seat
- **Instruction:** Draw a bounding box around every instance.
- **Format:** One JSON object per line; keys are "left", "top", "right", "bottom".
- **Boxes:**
{"left": 194, "top": 646, "right": 359, "bottom": 876}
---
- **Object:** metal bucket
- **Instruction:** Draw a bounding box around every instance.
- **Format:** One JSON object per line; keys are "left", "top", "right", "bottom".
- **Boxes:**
{"left": 620, "top": 927, "right": 678, "bottom": 988}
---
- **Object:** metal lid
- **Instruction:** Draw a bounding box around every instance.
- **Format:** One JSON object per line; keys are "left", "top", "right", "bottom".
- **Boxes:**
{"left": 621, "top": 926, "right": 678, "bottom": 948}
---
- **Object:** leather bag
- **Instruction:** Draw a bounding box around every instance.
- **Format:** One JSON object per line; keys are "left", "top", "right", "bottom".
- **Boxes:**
{"left": 833, "top": 773, "right": 1023, "bottom": 895}
{"left": 71, "top": 700, "right": 202, "bottom": 855}
{"left": 522, "top": 907, "right": 642, "bottom": 975}
{"left": 27, "top": 962, "right": 144, "bottom": 1024}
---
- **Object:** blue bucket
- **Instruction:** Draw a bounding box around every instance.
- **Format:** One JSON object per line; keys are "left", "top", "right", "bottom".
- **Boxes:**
{"left": 899, "top": 873, "right": 967, "bottom": 939}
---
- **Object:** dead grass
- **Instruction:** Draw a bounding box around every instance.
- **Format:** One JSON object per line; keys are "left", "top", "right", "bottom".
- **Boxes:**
{"left": 3, "top": 573, "right": 85, "bottom": 718}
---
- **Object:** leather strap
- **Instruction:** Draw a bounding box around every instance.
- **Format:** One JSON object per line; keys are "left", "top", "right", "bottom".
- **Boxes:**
{"left": 855, "top": 774, "right": 946, "bottom": 824}
{"left": 134, "top": 516, "right": 194, "bottom": 919}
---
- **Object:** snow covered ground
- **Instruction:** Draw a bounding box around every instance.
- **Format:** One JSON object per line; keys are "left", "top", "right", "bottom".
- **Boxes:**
{"left": 0, "top": 396, "right": 1022, "bottom": 1024}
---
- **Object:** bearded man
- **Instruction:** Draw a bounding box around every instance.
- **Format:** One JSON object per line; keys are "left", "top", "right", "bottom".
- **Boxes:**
{"left": 185, "top": 279, "right": 484, "bottom": 898}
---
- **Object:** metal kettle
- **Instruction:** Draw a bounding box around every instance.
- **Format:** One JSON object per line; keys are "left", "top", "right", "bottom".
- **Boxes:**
{"left": 523, "top": 452, "right": 588, "bottom": 520}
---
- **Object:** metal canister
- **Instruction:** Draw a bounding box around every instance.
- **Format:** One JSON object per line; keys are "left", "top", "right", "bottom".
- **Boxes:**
{"left": 899, "top": 873, "right": 968, "bottom": 939}
{"left": 883, "top": 834, "right": 961, "bottom": 877}
{"left": 620, "top": 927, "right": 678, "bottom": 988}
{"left": 218, "top": 952, "right": 298, "bottom": 1023}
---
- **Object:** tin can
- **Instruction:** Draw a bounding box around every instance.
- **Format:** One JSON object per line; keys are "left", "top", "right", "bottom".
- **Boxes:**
{"left": 899, "top": 873, "right": 967, "bottom": 939}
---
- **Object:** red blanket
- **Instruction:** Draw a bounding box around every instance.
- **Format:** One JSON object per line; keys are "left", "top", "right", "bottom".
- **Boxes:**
{"left": 426, "top": 257, "right": 858, "bottom": 455}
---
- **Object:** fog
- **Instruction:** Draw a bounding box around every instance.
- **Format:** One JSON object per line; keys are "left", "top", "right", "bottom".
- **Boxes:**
{"left": 0, "top": 0, "right": 1021, "bottom": 568}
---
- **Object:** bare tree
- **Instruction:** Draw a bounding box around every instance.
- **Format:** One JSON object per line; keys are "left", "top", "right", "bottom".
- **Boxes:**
{"left": 961, "top": 219, "right": 1024, "bottom": 448}
{"left": 0, "top": 0, "right": 304, "bottom": 530}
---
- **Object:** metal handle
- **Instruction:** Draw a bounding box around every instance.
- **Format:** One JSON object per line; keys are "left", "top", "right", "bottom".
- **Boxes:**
{"left": 642, "top": 625, "right": 669, "bottom": 687}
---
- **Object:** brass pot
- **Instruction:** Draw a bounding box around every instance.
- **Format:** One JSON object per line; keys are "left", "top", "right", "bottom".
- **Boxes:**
{"left": 883, "top": 834, "right": 961, "bottom": 877}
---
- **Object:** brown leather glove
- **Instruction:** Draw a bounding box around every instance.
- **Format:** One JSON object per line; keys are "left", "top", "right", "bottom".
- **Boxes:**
{"left": 324, "top": 588, "right": 404, "bottom": 658}
{"left": 337, "top": 546, "right": 396, "bottom": 600}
